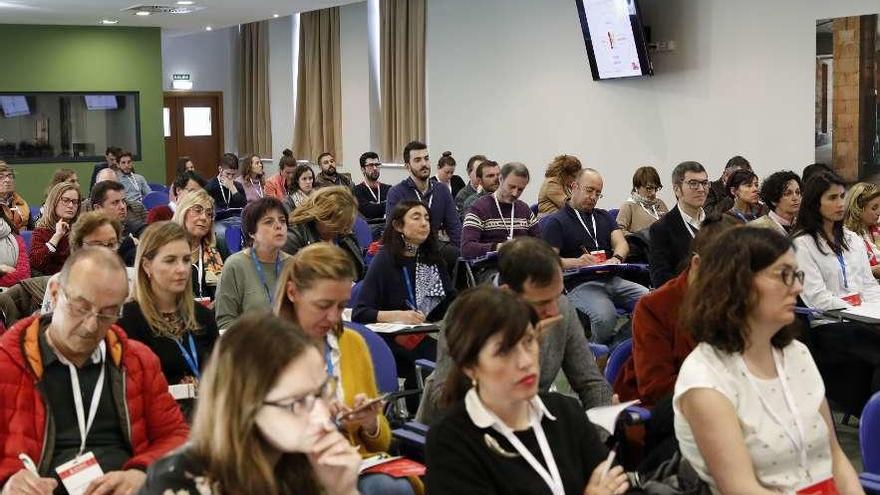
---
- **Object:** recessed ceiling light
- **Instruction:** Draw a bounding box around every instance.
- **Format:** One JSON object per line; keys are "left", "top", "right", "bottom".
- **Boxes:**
{"left": 273, "top": 14, "right": 279, "bottom": 18}
{"left": 100, "top": 18, "right": 119, "bottom": 24}
{"left": 205, "top": 26, "right": 212, "bottom": 31}
{"left": 177, "top": 1, "right": 194, "bottom": 4}
{"left": 135, "top": 10, "right": 150, "bottom": 16}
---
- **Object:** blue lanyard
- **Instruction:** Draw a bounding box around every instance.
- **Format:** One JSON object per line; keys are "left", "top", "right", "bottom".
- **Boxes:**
{"left": 402, "top": 267, "right": 417, "bottom": 310}
{"left": 251, "top": 248, "right": 283, "bottom": 305}
{"left": 324, "top": 340, "right": 334, "bottom": 377}
{"left": 174, "top": 333, "right": 200, "bottom": 379}
{"left": 836, "top": 252, "right": 849, "bottom": 289}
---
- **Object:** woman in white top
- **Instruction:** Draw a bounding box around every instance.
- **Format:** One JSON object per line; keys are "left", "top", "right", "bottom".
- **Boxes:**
{"left": 674, "top": 226, "right": 863, "bottom": 494}
{"left": 843, "top": 182, "right": 880, "bottom": 279}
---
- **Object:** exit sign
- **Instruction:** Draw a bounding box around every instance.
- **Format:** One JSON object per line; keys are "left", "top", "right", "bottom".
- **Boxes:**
{"left": 172, "top": 73, "right": 191, "bottom": 81}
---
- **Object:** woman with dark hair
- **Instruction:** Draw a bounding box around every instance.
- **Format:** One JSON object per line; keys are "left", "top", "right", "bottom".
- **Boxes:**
{"left": 430, "top": 151, "right": 465, "bottom": 198}
{"left": 140, "top": 312, "right": 361, "bottom": 495}
{"left": 724, "top": 168, "right": 765, "bottom": 223}
{"left": 426, "top": 286, "right": 627, "bottom": 495}
{"left": 236, "top": 154, "right": 266, "bottom": 203}
{"left": 537, "top": 154, "right": 582, "bottom": 218}
{"left": 284, "top": 164, "right": 316, "bottom": 211}
{"left": 675, "top": 226, "right": 863, "bottom": 493}
{"left": 214, "top": 197, "right": 290, "bottom": 330}
{"left": 617, "top": 165, "right": 668, "bottom": 234}
{"left": 750, "top": 170, "right": 801, "bottom": 234}
{"left": 843, "top": 182, "right": 880, "bottom": 278}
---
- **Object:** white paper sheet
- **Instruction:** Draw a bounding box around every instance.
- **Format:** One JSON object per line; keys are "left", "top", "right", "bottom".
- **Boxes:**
{"left": 586, "top": 399, "right": 640, "bottom": 433}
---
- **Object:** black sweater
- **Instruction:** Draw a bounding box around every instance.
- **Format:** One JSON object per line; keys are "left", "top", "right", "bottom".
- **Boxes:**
{"left": 119, "top": 301, "right": 219, "bottom": 385}
{"left": 425, "top": 393, "right": 608, "bottom": 495}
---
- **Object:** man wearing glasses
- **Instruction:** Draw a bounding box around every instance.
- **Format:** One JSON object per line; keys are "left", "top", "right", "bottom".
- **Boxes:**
{"left": 649, "top": 161, "right": 710, "bottom": 287}
{"left": 0, "top": 248, "right": 188, "bottom": 495}
{"left": 0, "top": 162, "right": 29, "bottom": 231}
{"left": 543, "top": 168, "right": 648, "bottom": 345}
{"left": 352, "top": 152, "right": 391, "bottom": 240}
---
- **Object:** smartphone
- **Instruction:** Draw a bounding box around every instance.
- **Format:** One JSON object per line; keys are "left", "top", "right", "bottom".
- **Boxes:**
{"left": 336, "top": 389, "right": 422, "bottom": 420}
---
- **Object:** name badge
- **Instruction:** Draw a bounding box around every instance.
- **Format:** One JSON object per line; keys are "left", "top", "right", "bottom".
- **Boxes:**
{"left": 169, "top": 383, "right": 197, "bottom": 400}
{"left": 204, "top": 270, "right": 220, "bottom": 286}
{"left": 796, "top": 478, "right": 840, "bottom": 495}
{"left": 55, "top": 451, "right": 104, "bottom": 495}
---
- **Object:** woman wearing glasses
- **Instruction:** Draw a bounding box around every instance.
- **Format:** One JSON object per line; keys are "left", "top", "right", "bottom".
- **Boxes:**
{"left": 119, "top": 222, "right": 218, "bottom": 415}
{"left": 843, "top": 182, "right": 880, "bottom": 279}
{"left": 172, "top": 190, "right": 223, "bottom": 302}
{"left": 140, "top": 312, "right": 362, "bottom": 495}
{"left": 275, "top": 243, "right": 417, "bottom": 495}
{"left": 214, "top": 197, "right": 291, "bottom": 331}
{"left": 675, "top": 226, "right": 863, "bottom": 494}
{"left": 30, "top": 181, "right": 81, "bottom": 276}
{"left": 617, "top": 165, "right": 669, "bottom": 234}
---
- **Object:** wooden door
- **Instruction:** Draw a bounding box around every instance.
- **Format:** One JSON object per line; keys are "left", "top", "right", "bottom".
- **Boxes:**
{"left": 164, "top": 92, "right": 224, "bottom": 183}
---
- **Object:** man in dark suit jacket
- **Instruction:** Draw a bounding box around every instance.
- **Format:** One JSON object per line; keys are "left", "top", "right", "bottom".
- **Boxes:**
{"left": 205, "top": 153, "right": 247, "bottom": 210}
{"left": 649, "top": 161, "right": 708, "bottom": 287}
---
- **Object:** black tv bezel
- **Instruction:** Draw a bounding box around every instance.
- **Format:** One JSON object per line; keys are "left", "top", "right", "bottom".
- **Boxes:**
{"left": 575, "top": 0, "right": 654, "bottom": 81}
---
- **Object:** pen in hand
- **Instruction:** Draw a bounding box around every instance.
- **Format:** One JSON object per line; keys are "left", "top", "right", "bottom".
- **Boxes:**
{"left": 19, "top": 453, "right": 39, "bottom": 476}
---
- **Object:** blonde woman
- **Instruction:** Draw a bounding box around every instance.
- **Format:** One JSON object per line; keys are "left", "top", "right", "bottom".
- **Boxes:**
{"left": 172, "top": 189, "right": 223, "bottom": 300}
{"left": 537, "top": 154, "right": 582, "bottom": 218}
{"left": 30, "top": 181, "right": 80, "bottom": 275}
{"left": 844, "top": 181, "right": 880, "bottom": 279}
{"left": 284, "top": 186, "right": 365, "bottom": 280}
{"left": 139, "top": 312, "right": 361, "bottom": 495}
{"left": 119, "top": 222, "right": 218, "bottom": 394}
{"left": 274, "top": 243, "right": 418, "bottom": 495}
{"left": 236, "top": 153, "right": 266, "bottom": 203}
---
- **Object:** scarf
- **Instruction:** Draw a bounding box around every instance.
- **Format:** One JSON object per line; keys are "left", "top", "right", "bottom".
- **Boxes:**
{"left": 0, "top": 218, "right": 20, "bottom": 267}
{"left": 630, "top": 191, "right": 661, "bottom": 209}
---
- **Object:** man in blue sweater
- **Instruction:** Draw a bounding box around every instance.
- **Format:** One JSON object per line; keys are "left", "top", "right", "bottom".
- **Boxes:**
{"left": 386, "top": 141, "right": 461, "bottom": 262}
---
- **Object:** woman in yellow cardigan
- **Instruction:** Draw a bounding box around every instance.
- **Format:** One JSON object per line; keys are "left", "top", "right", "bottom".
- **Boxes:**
{"left": 274, "top": 242, "right": 417, "bottom": 495}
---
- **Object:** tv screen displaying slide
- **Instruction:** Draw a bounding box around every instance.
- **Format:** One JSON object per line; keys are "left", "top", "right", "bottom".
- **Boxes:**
{"left": 575, "top": 0, "right": 653, "bottom": 80}
{"left": 0, "top": 96, "right": 30, "bottom": 118}
{"left": 84, "top": 95, "right": 118, "bottom": 110}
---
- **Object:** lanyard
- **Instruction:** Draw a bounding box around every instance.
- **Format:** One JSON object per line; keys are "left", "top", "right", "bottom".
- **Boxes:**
{"left": 251, "top": 248, "right": 283, "bottom": 305}
{"left": 414, "top": 188, "right": 434, "bottom": 209}
{"left": 251, "top": 178, "right": 264, "bottom": 198}
{"left": 836, "top": 252, "right": 848, "bottom": 289}
{"left": 324, "top": 340, "right": 335, "bottom": 377}
{"left": 122, "top": 174, "right": 142, "bottom": 202}
{"left": 174, "top": 333, "right": 200, "bottom": 379}
{"left": 364, "top": 182, "right": 381, "bottom": 203}
{"left": 193, "top": 244, "right": 204, "bottom": 297}
{"left": 220, "top": 183, "right": 231, "bottom": 207}
{"left": 402, "top": 267, "right": 417, "bottom": 309}
{"left": 574, "top": 209, "right": 599, "bottom": 250}
{"left": 740, "top": 349, "right": 810, "bottom": 479}
{"left": 491, "top": 415, "right": 565, "bottom": 495}
{"left": 679, "top": 208, "right": 698, "bottom": 238}
{"left": 493, "top": 193, "right": 516, "bottom": 240}
{"left": 63, "top": 346, "right": 106, "bottom": 456}
{"left": 639, "top": 202, "right": 659, "bottom": 220}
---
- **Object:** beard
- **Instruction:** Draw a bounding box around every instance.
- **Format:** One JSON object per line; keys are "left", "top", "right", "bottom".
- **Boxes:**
{"left": 323, "top": 166, "right": 337, "bottom": 176}
{"left": 366, "top": 170, "right": 380, "bottom": 181}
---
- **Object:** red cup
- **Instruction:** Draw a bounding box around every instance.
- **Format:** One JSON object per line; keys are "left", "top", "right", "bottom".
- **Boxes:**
{"left": 591, "top": 250, "right": 607, "bottom": 263}
{"left": 195, "top": 297, "right": 213, "bottom": 308}
{"left": 841, "top": 292, "right": 862, "bottom": 306}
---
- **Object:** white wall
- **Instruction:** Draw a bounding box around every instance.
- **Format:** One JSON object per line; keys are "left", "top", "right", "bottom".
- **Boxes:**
{"left": 425, "top": 0, "right": 880, "bottom": 206}
{"left": 161, "top": 27, "right": 238, "bottom": 156}
{"left": 268, "top": 15, "right": 296, "bottom": 174}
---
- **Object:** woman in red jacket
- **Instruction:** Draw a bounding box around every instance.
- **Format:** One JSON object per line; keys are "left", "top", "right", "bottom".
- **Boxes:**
{"left": 29, "top": 181, "right": 80, "bottom": 275}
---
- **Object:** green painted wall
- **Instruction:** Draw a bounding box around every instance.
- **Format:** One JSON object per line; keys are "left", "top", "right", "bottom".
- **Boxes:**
{"left": 0, "top": 25, "right": 164, "bottom": 204}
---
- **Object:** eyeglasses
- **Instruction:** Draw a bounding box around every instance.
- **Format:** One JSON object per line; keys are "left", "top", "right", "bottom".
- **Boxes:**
{"left": 188, "top": 204, "right": 215, "bottom": 218}
{"left": 683, "top": 180, "right": 710, "bottom": 191}
{"left": 581, "top": 187, "right": 604, "bottom": 199}
{"left": 363, "top": 163, "right": 381, "bottom": 169}
{"left": 263, "top": 376, "right": 337, "bottom": 415}
{"left": 58, "top": 197, "right": 79, "bottom": 207}
{"left": 83, "top": 240, "right": 119, "bottom": 250}
{"left": 0, "top": 173, "right": 15, "bottom": 181}
{"left": 775, "top": 267, "right": 805, "bottom": 287}
{"left": 643, "top": 185, "right": 662, "bottom": 192}
{"left": 61, "top": 288, "right": 122, "bottom": 325}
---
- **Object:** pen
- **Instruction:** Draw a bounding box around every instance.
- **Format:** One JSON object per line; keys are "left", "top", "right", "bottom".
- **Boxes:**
{"left": 18, "top": 453, "right": 38, "bottom": 476}
{"left": 581, "top": 245, "right": 590, "bottom": 256}
{"left": 599, "top": 448, "right": 617, "bottom": 481}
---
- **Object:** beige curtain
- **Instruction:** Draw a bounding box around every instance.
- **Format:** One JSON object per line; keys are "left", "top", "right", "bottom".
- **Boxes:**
{"left": 294, "top": 7, "right": 342, "bottom": 163}
{"left": 238, "top": 21, "right": 272, "bottom": 156}
{"left": 380, "top": 0, "right": 426, "bottom": 162}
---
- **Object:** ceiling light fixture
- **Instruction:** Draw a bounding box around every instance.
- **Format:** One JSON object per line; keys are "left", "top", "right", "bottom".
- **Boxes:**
{"left": 100, "top": 18, "right": 119, "bottom": 24}
{"left": 273, "top": 14, "right": 279, "bottom": 18}
{"left": 177, "top": 1, "right": 194, "bottom": 4}
{"left": 135, "top": 10, "right": 150, "bottom": 16}
{"left": 205, "top": 26, "right": 212, "bottom": 31}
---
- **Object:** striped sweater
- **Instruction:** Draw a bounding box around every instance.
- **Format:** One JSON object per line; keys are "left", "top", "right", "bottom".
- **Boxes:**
{"left": 460, "top": 194, "right": 540, "bottom": 258}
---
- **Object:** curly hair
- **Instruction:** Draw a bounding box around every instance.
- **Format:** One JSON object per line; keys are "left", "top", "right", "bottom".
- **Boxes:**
{"left": 544, "top": 154, "right": 582, "bottom": 181}
{"left": 843, "top": 182, "right": 880, "bottom": 236}
{"left": 289, "top": 186, "right": 357, "bottom": 235}
{"left": 759, "top": 171, "right": 801, "bottom": 212}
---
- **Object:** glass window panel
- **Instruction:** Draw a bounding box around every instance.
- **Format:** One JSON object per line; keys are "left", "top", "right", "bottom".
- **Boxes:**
{"left": 183, "top": 107, "right": 212, "bottom": 137}
{"left": 163, "top": 108, "right": 171, "bottom": 138}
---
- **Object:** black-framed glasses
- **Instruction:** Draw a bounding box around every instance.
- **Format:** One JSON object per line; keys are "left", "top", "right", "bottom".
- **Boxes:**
{"left": 776, "top": 267, "right": 805, "bottom": 287}
{"left": 263, "top": 376, "right": 337, "bottom": 415}
{"left": 684, "top": 180, "right": 710, "bottom": 191}
{"left": 61, "top": 288, "right": 122, "bottom": 325}
{"left": 83, "top": 240, "right": 120, "bottom": 250}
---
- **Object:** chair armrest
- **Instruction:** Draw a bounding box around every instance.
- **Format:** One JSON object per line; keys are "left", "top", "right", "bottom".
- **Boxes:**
{"left": 861, "top": 472, "right": 880, "bottom": 494}
{"left": 589, "top": 343, "right": 610, "bottom": 359}
{"left": 623, "top": 406, "right": 652, "bottom": 424}
{"left": 392, "top": 427, "right": 426, "bottom": 446}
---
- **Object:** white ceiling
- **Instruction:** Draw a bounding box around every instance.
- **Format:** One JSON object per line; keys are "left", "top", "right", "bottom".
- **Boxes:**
{"left": 0, "top": 0, "right": 361, "bottom": 35}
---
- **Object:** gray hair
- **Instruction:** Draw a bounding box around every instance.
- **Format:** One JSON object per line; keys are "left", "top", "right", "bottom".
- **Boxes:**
{"left": 500, "top": 162, "right": 530, "bottom": 181}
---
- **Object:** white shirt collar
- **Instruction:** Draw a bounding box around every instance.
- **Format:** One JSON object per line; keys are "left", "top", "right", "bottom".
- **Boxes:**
{"left": 464, "top": 387, "right": 556, "bottom": 430}
{"left": 679, "top": 205, "right": 705, "bottom": 227}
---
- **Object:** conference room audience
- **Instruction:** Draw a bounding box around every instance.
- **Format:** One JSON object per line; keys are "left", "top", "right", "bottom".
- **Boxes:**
{"left": 236, "top": 153, "right": 266, "bottom": 202}
{"left": 0, "top": 248, "right": 189, "bottom": 494}
{"left": 91, "top": 180, "right": 144, "bottom": 266}
{"left": 353, "top": 151, "right": 391, "bottom": 239}
{"left": 417, "top": 236, "right": 613, "bottom": 424}
{"left": 140, "top": 312, "right": 362, "bottom": 495}
{"left": 147, "top": 170, "right": 206, "bottom": 224}
{"left": 88, "top": 145, "right": 121, "bottom": 189}
{"left": 274, "top": 243, "right": 416, "bottom": 495}
{"left": 792, "top": 172, "right": 880, "bottom": 407}
{"left": 430, "top": 151, "right": 465, "bottom": 198}
{"left": 265, "top": 151, "right": 298, "bottom": 200}
{"left": 648, "top": 161, "right": 709, "bottom": 287}
{"left": 454, "top": 154, "right": 486, "bottom": 213}
{"left": 119, "top": 222, "right": 218, "bottom": 403}
{"left": 844, "top": 182, "right": 880, "bottom": 279}
{"left": 167, "top": 157, "right": 196, "bottom": 203}
{"left": 284, "top": 186, "right": 365, "bottom": 280}
{"left": 283, "top": 163, "right": 316, "bottom": 212}
{"left": 802, "top": 162, "right": 834, "bottom": 184}
{"left": 675, "top": 226, "right": 863, "bottom": 494}
{"left": 30, "top": 181, "right": 80, "bottom": 276}
{"left": 425, "top": 286, "right": 627, "bottom": 495}
{"left": 117, "top": 151, "right": 151, "bottom": 203}
{"left": 314, "top": 152, "right": 353, "bottom": 190}
{"left": 616, "top": 165, "right": 668, "bottom": 234}
{"left": 460, "top": 159, "right": 501, "bottom": 214}
{"left": 43, "top": 168, "right": 79, "bottom": 199}
{"left": 704, "top": 154, "right": 751, "bottom": 216}
{"left": 86, "top": 166, "right": 149, "bottom": 225}
{"left": 461, "top": 162, "right": 539, "bottom": 259}
{"left": 750, "top": 170, "right": 802, "bottom": 235}
{"left": 387, "top": 141, "right": 462, "bottom": 260}
{"left": 543, "top": 168, "right": 647, "bottom": 345}
{"left": 724, "top": 168, "right": 766, "bottom": 223}
{"left": 0, "top": 161, "right": 29, "bottom": 231}
{"left": 215, "top": 197, "right": 290, "bottom": 330}
{"left": 172, "top": 190, "right": 223, "bottom": 301}
{"left": 206, "top": 152, "right": 247, "bottom": 210}
{"left": 0, "top": 206, "right": 29, "bottom": 288}
{"left": 537, "top": 154, "right": 582, "bottom": 219}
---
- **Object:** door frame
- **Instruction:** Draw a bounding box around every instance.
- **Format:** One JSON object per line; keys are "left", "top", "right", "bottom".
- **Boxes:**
{"left": 163, "top": 91, "right": 225, "bottom": 183}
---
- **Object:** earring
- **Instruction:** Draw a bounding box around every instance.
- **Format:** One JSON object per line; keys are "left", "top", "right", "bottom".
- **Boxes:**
{"left": 471, "top": 377, "right": 478, "bottom": 388}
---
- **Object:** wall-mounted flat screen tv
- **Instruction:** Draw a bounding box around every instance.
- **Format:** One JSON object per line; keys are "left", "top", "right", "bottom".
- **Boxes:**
{"left": 0, "top": 96, "right": 30, "bottom": 117}
{"left": 575, "top": 0, "right": 653, "bottom": 80}
{"left": 84, "top": 95, "right": 119, "bottom": 110}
